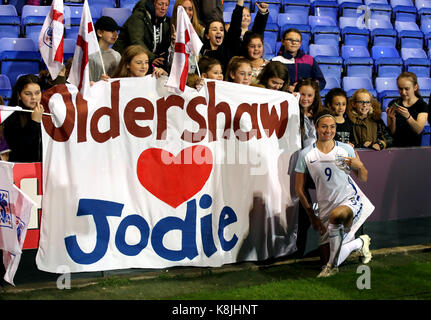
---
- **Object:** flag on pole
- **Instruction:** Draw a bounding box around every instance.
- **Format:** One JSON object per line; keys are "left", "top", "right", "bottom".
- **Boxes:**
{"left": 0, "top": 162, "right": 35, "bottom": 286}
{"left": 38, "top": 0, "right": 65, "bottom": 80}
{"left": 166, "top": 5, "right": 203, "bottom": 93}
{"left": 67, "top": 0, "right": 100, "bottom": 99}
{"left": 0, "top": 106, "right": 23, "bottom": 124}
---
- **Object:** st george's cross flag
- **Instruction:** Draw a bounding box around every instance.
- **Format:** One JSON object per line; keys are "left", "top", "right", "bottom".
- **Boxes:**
{"left": 0, "top": 162, "right": 36, "bottom": 285}
{"left": 166, "top": 5, "right": 203, "bottom": 93}
{"left": 38, "top": 0, "right": 65, "bottom": 80}
{"left": 67, "top": 0, "right": 100, "bottom": 99}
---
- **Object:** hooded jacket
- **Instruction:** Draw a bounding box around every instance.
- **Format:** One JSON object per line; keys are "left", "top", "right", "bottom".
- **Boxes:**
{"left": 113, "top": 0, "right": 171, "bottom": 62}
{"left": 272, "top": 49, "right": 326, "bottom": 91}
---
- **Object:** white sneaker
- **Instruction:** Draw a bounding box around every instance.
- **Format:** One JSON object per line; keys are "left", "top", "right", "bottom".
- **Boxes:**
{"left": 359, "top": 235, "right": 372, "bottom": 264}
{"left": 317, "top": 263, "right": 339, "bottom": 278}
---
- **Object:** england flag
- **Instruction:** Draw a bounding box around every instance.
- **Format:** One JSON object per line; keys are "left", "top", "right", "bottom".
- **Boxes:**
{"left": 166, "top": 5, "right": 203, "bottom": 93}
{"left": 67, "top": 0, "right": 100, "bottom": 99}
{"left": 38, "top": 0, "right": 65, "bottom": 80}
{"left": 0, "top": 162, "right": 35, "bottom": 286}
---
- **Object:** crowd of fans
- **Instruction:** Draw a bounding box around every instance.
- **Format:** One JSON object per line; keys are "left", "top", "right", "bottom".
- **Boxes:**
{"left": 0, "top": 0, "right": 429, "bottom": 163}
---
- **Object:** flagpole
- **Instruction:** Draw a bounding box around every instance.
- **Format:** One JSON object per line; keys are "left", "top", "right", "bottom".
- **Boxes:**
{"left": 194, "top": 55, "right": 201, "bottom": 78}
{"left": 17, "top": 109, "right": 52, "bottom": 116}
{"left": 97, "top": 42, "right": 107, "bottom": 76}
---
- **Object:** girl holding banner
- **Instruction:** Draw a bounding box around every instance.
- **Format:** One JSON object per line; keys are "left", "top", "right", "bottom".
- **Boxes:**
{"left": 3, "top": 75, "right": 44, "bottom": 163}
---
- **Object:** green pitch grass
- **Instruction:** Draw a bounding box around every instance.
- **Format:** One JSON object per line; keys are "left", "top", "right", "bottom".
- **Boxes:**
{"left": 1, "top": 250, "right": 431, "bottom": 300}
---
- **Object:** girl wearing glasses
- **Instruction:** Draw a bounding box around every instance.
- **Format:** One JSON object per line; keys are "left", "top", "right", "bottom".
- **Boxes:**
{"left": 272, "top": 28, "right": 326, "bottom": 93}
{"left": 386, "top": 72, "right": 429, "bottom": 147}
{"left": 347, "top": 89, "right": 392, "bottom": 150}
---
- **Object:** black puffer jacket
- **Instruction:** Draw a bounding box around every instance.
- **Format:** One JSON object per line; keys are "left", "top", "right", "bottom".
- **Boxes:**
{"left": 113, "top": 0, "right": 171, "bottom": 62}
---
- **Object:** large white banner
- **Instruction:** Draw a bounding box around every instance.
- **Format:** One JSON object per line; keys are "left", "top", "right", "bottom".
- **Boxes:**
{"left": 36, "top": 77, "right": 301, "bottom": 273}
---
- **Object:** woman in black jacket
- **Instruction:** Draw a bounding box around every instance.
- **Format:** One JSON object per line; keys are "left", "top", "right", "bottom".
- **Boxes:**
{"left": 3, "top": 74, "right": 44, "bottom": 163}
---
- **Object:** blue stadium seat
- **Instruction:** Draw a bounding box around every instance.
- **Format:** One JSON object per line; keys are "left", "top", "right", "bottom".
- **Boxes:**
{"left": 398, "top": 30, "right": 424, "bottom": 48}
{"left": 421, "top": 124, "right": 431, "bottom": 146}
{"left": 375, "top": 77, "right": 398, "bottom": 94}
{"left": 371, "top": 28, "right": 398, "bottom": 47}
{"left": 321, "top": 76, "right": 341, "bottom": 98}
{"left": 168, "top": 1, "right": 174, "bottom": 17}
{"left": 309, "top": 43, "right": 339, "bottom": 57}
{"left": 341, "top": 45, "right": 374, "bottom": 77}
{"left": 343, "top": 76, "right": 377, "bottom": 97}
{"left": 401, "top": 47, "right": 428, "bottom": 60}
{"left": 392, "top": 5, "right": 417, "bottom": 21}
{"left": 283, "top": 0, "right": 311, "bottom": 17}
{"left": 64, "top": 4, "right": 83, "bottom": 40}
{"left": 277, "top": 12, "right": 308, "bottom": 27}
{"left": 0, "top": 38, "right": 41, "bottom": 87}
{"left": 312, "top": 26, "right": 340, "bottom": 46}
{"left": 308, "top": 15, "right": 337, "bottom": 28}
{"left": 365, "top": 0, "right": 390, "bottom": 5}
{"left": 369, "top": 3, "right": 393, "bottom": 21}
{"left": 102, "top": 8, "right": 132, "bottom": 27}
{"left": 264, "top": 31, "right": 278, "bottom": 53}
{"left": 420, "top": 15, "right": 431, "bottom": 34}
{"left": 340, "top": 16, "right": 365, "bottom": 29}
{"left": 0, "top": 4, "right": 18, "bottom": 16}
{"left": 380, "top": 90, "right": 401, "bottom": 110}
{"left": 339, "top": 0, "right": 363, "bottom": 4}
{"left": 375, "top": 57, "right": 404, "bottom": 77}
{"left": 120, "top": 0, "right": 139, "bottom": 11}
{"left": 21, "top": 5, "right": 51, "bottom": 46}
{"left": 340, "top": 2, "right": 364, "bottom": 17}
{"left": 395, "top": 20, "right": 420, "bottom": 32}
{"left": 88, "top": 0, "right": 116, "bottom": 20}
{"left": 312, "top": 1, "right": 338, "bottom": 22}
{"left": 367, "top": 17, "right": 394, "bottom": 30}
{"left": 0, "top": 16, "right": 20, "bottom": 39}
{"left": 341, "top": 26, "right": 370, "bottom": 47}
{"left": 262, "top": 3, "right": 282, "bottom": 24}
{"left": 416, "top": 0, "right": 431, "bottom": 10}
{"left": 372, "top": 46, "right": 401, "bottom": 59}
{"left": 0, "top": 73, "right": 12, "bottom": 104}
{"left": 63, "top": 38, "right": 76, "bottom": 61}
{"left": 224, "top": 1, "right": 238, "bottom": 12}
{"left": 405, "top": 58, "right": 431, "bottom": 77}
{"left": 390, "top": 0, "right": 414, "bottom": 6}
{"left": 315, "top": 56, "right": 343, "bottom": 81}
{"left": 418, "top": 77, "right": 431, "bottom": 90}
{"left": 341, "top": 45, "right": 371, "bottom": 59}
{"left": 223, "top": 11, "right": 233, "bottom": 24}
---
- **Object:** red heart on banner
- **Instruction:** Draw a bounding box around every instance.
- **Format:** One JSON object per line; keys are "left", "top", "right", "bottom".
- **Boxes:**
{"left": 136, "top": 146, "right": 213, "bottom": 208}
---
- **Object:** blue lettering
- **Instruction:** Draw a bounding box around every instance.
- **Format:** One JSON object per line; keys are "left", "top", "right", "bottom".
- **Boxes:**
{"left": 218, "top": 206, "right": 238, "bottom": 251}
{"left": 151, "top": 199, "right": 198, "bottom": 261}
{"left": 64, "top": 195, "right": 239, "bottom": 264}
{"left": 64, "top": 199, "right": 123, "bottom": 264}
{"left": 115, "top": 214, "right": 150, "bottom": 256}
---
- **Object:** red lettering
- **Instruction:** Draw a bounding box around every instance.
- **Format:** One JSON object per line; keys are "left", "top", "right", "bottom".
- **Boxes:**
{"left": 156, "top": 95, "right": 185, "bottom": 140}
{"left": 233, "top": 103, "right": 261, "bottom": 141}
{"left": 260, "top": 101, "right": 289, "bottom": 138}
{"left": 90, "top": 80, "right": 120, "bottom": 143}
{"left": 41, "top": 84, "right": 75, "bottom": 142}
{"left": 124, "top": 98, "right": 154, "bottom": 138}
{"left": 207, "top": 82, "right": 232, "bottom": 142}
{"left": 182, "top": 96, "right": 207, "bottom": 143}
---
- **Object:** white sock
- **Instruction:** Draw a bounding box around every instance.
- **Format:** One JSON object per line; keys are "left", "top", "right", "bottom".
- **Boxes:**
{"left": 328, "top": 223, "right": 344, "bottom": 267}
{"left": 336, "top": 238, "right": 363, "bottom": 267}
